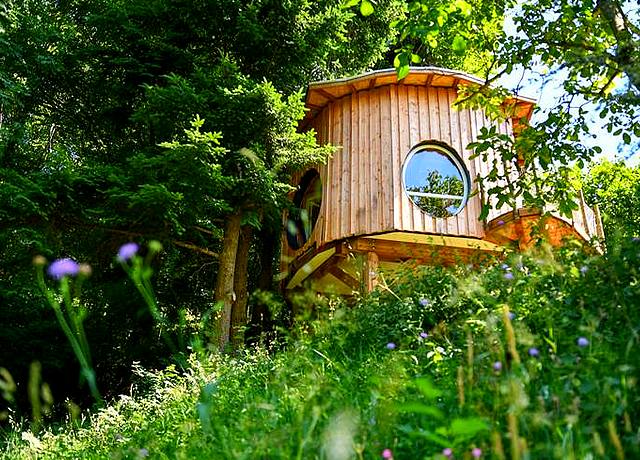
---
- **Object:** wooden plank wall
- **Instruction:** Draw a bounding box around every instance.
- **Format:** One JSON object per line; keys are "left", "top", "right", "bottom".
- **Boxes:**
{"left": 308, "top": 84, "right": 506, "bottom": 248}
{"left": 283, "top": 83, "right": 600, "bottom": 263}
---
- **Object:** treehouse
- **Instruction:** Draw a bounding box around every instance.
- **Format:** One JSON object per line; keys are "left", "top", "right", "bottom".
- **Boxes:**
{"left": 282, "top": 68, "right": 603, "bottom": 295}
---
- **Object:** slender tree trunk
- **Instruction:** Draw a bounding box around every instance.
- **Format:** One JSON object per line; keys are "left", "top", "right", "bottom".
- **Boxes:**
{"left": 214, "top": 212, "right": 242, "bottom": 351}
{"left": 230, "top": 225, "right": 252, "bottom": 350}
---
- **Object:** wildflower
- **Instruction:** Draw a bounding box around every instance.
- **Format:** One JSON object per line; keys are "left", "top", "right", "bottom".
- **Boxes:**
{"left": 419, "top": 298, "right": 430, "bottom": 307}
{"left": 580, "top": 265, "right": 588, "bottom": 275}
{"left": 503, "top": 272, "right": 514, "bottom": 280}
{"left": 117, "top": 242, "right": 139, "bottom": 262}
{"left": 79, "top": 263, "right": 92, "bottom": 277}
{"left": 493, "top": 361, "right": 502, "bottom": 372}
{"left": 501, "top": 263, "right": 510, "bottom": 270}
{"left": 33, "top": 255, "right": 47, "bottom": 267}
{"left": 497, "top": 220, "right": 505, "bottom": 226}
{"left": 138, "top": 448, "right": 149, "bottom": 458}
{"left": 442, "top": 447, "right": 453, "bottom": 458}
{"left": 382, "top": 448, "right": 393, "bottom": 459}
{"left": 47, "top": 258, "right": 80, "bottom": 280}
{"left": 386, "top": 342, "right": 396, "bottom": 350}
{"left": 528, "top": 347, "right": 540, "bottom": 358}
{"left": 471, "top": 447, "right": 482, "bottom": 458}
{"left": 508, "top": 312, "right": 516, "bottom": 320}
{"left": 577, "top": 337, "right": 589, "bottom": 347}
{"left": 419, "top": 332, "right": 429, "bottom": 339}
{"left": 632, "top": 237, "right": 640, "bottom": 242}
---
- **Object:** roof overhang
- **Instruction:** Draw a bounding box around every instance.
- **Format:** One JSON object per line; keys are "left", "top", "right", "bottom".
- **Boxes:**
{"left": 302, "top": 67, "right": 536, "bottom": 132}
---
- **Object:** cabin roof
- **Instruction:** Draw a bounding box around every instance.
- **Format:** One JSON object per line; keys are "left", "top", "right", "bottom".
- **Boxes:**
{"left": 303, "top": 67, "right": 536, "bottom": 133}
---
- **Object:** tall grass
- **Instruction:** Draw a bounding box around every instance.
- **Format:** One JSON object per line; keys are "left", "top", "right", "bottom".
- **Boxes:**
{"left": 3, "top": 239, "right": 639, "bottom": 459}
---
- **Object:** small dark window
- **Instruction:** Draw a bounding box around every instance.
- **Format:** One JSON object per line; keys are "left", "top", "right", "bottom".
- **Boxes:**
{"left": 403, "top": 143, "right": 469, "bottom": 218}
{"left": 286, "top": 169, "right": 322, "bottom": 249}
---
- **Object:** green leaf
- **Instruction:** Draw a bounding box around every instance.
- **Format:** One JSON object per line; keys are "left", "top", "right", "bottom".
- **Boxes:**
{"left": 479, "top": 204, "right": 490, "bottom": 221}
{"left": 397, "top": 64, "right": 410, "bottom": 80}
{"left": 397, "top": 402, "right": 444, "bottom": 419}
{"left": 452, "top": 35, "right": 467, "bottom": 56}
{"left": 414, "top": 377, "right": 442, "bottom": 399}
{"left": 360, "top": 0, "right": 374, "bottom": 16}
{"left": 449, "top": 417, "right": 489, "bottom": 438}
{"left": 623, "top": 132, "right": 631, "bottom": 144}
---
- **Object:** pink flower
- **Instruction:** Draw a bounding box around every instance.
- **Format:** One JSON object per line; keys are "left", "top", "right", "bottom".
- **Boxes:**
{"left": 382, "top": 448, "right": 393, "bottom": 459}
{"left": 472, "top": 447, "right": 482, "bottom": 458}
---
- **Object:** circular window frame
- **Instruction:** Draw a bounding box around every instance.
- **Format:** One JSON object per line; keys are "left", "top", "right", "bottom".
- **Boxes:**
{"left": 286, "top": 169, "right": 322, "bottom": 250}
{"left": 401, "top": 142, "right": 470, "bottom": 218}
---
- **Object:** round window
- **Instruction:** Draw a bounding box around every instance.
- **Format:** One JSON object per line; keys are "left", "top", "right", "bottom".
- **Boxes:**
{"left": 286, "top": 169, "right": 322, "bottom": 250}
{"left": 403, "top": 143, "right": 469, "bottom": 218}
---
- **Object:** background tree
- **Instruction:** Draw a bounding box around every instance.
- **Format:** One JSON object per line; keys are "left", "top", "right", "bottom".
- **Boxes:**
{"left": 581, "top": 160, "right": 640, "bottom": 240}
{"left": 391, "top": 0, "right": 639, "bottom": 218}
{"left": 0, "top": 0, "right": 404, "bottom": 410}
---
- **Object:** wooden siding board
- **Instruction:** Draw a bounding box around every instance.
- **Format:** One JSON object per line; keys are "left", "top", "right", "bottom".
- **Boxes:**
{"left": 331, "top": 101, "right": 342, "bottom": 242}
{"left": 379, "top": 87, "right": 393, "bottom": 232}
{"left": 341, "top": 97, "right": 352, "bottom": 237}
{"left": 448, "top": 88, "right": 465, "bottom": 236}
{"left": 350, "top": 92, "right": 361, "bottom": 236}
{"left": 370, "top": 89, "right": 381, "bottom": 234}
{"left": 408, "top": 86, "right": 424, "bottom": 232}
{"left": 390, "top": 85, "right": 402, "bottom": 229}
{"left": 360, "top": 90, "right": 372, "bottom": 234}
{"left": 398, "top": 85, "right": 413, "bottom": 231}
{"left": 459, "top": 101, "right": 482, "bottom": 237}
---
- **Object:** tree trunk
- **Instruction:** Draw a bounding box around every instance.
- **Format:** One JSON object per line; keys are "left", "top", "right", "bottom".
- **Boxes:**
{"left": 214, "top": 212, "right": 242, "bottom": 351}
{"left": 230, "top": 225, "right": 252, "bottom": 350}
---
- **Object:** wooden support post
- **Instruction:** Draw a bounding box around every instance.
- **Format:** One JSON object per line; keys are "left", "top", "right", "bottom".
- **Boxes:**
{"left": 364, "top": 251, "right": 379, "bottom": 292}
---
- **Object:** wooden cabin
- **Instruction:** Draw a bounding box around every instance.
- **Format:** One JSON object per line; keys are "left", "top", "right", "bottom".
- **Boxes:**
{"left": 282, "top": 67, "right": 603, "bottom": 295}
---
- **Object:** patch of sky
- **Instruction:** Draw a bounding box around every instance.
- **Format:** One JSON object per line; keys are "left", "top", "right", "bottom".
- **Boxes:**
{"left": 498, "top": 2, "right": 639, "bottom": 166}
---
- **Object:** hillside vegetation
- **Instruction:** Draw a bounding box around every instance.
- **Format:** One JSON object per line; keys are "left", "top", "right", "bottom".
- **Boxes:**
{"left": 3, "top": 239, "right": 639, "bottom": 459}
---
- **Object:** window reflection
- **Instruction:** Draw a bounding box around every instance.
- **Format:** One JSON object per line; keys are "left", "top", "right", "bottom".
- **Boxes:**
{"left": 404, "top": 146, "right": 468, "bottom": 218}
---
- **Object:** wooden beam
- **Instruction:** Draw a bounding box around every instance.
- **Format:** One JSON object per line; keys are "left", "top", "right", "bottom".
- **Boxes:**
{"left": 328, "top": 264, "right": 360, "bottom": 291}
{"left": 364, "top": 251, "right": 379, "bottom": 292}
{"left": 316, "top": 88, "right": 337, "bottom": 101}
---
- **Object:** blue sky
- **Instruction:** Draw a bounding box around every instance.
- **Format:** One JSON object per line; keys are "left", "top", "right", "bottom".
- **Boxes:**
{"left": 499, "top": 8, "right": 639, "bottom": 167}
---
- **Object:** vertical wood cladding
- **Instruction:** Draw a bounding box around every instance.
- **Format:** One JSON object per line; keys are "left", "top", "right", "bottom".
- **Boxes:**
{"left": 309, "top": 84, "right": 493, "bottom": 247}
{"left": 283, "top": 77, "right": 601, "bottom": 263}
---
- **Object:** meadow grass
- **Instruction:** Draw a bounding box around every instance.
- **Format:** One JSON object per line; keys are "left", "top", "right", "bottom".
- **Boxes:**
{"left": 2, "top": 240, "right": 639, "bottom": 459}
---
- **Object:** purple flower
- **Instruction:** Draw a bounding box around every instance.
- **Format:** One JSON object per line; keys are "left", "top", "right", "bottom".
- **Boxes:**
{"left": 419, "top": 332, "right": 429, "bottom": 339}
{"left": 577, "top": 337, "right": 589, "bottom": 347}
{"left": 528, "top": 347, "right": 540, "bottom": 358}
{"left": 47, "top": 258, "right": 80, "bottom": 280}
{"left": 497, "top": 220, "right": 505, "bottom": 226}
{"left": 442, "top": 447, "right": 453, "bottom": 458}
{"left": 508, "top": 312, "right": 516, "bottom": 320}
{"left": 138, "top": 448, "right": 149, "bottom": 458}
{"left": 386, "top": 342, "right": 396, "bottom": 350}
{"left": 580, "top": 265, "right": 588, "bottom": 275}
{"left": 419, "top": 298, "right": 430, "bottom": 307}
{"left": 471, "top": 448, "right": 482, "bottom": 458}
{"left": 632, "top": 237, "right": 640, "bottom": 242}
{"left": 493, "top": 361, "right": 502, "bottom": 372}
{"left": 504, "top": 272, "right": 514, "bottom": 280}
{"left": 117, "top": 242, "right": 139, "bottom": 262}
{"left": 501, "top": 263, "right": 510, "bottom": 270}
{"left": 382, "top": 448, "right": 393, "bottom": 459}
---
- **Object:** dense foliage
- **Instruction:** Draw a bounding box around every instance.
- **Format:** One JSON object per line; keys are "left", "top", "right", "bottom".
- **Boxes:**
{"left": 0, "top": 0, "right": 403, "bottom": 408}
{"left": 4, "top": 240, "right": 639, "bottom": 458}
{"left": 582, "top": 160, "right": 640, "bottom": 241}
